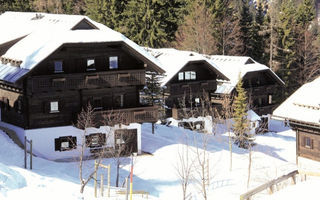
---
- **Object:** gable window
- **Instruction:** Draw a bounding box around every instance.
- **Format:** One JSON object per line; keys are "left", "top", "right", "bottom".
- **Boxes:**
{"left": 50, "top": 101, "right": 59, "bottom": 113}
{"left": 190, "top": 71, "right": 196, "bottom": 80}
{"left": 185, "top": 71, "right": 191, "bottom": 80}
{"left": 109, "top": 56, "right": 118, "bottom": 69}
{"left": 55, "top": 136, "right": 77, "bottom": 151}
{"left": 86, "top": 133, "right": 106, "bottom": 148}
{"left": 87, "top": 58, "right": 95, "bottom": 71}
{"left": 54, "top": 61, "right": 63, "bottom": 73}
{"left": 178, "top": 72, "right": 184, "bottom": 81}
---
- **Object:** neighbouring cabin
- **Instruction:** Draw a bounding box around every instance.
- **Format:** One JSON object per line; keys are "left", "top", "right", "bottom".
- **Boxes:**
{"left": 291, "top": 121, "right": 320, "bottom": 162}
{"left": 147, "top": 48, "right": 229, "bottom": 120}
{"left": 0, "top": 12, "right": 164, "bottom": 160}
{"left": 210, "top": 56, "right": 285, "bottom": 116}
{"left": 273, "top": 76, "right": 320, "bottom": 163}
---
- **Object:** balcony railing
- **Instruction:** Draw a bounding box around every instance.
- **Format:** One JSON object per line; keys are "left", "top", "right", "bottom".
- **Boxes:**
{"left": 95, "top": 106, "right": 159, "bottom": 125}
{"left": 170, "top": 80, "right": 217, "bottom": 96}
{"left": 29, "top": 69, "right": 145, "bottom": 93}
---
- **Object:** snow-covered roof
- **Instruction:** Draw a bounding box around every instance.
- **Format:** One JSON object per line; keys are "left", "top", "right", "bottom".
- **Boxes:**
{"left": 247, "top": 109, "right": 261, "bottom": 121}
{"left": 208, "top": 55, "right": 284, "bottom": 94}
{"left": 0, "top": 12, "right": 164, "bottom": 83}
{"left": 146, "top": 48, "right": 229, "bottom": 86}
{"left": 273, "top": 76, "right": 320, "bottom": 126}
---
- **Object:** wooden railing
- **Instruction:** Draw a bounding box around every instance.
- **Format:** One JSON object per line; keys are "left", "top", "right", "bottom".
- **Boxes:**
{"left": 29, "top": 69, "right": 145, "bottom": 93}
{"left": 170, "top": 80, "right": 217, "bottom": 96}
{"left": 240, "top": 170, "right": 298, "bottom": 200}
{"left": 95, "top": 106, "right": 158, "bottom": 125}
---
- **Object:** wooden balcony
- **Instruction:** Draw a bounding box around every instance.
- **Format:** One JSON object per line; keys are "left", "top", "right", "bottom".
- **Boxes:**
{"left": 28, "top": 69, "right": 145, "bottom": 93}
{"left": 95, "top": 106, "right": 159, "bottom": 125}
{"left": 169, "top": 80, "right": 217, "bottom": 96}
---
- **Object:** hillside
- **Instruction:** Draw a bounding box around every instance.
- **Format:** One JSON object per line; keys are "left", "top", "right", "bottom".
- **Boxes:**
{"left": 0, "top": 121, "right": 318, "bottom": 199}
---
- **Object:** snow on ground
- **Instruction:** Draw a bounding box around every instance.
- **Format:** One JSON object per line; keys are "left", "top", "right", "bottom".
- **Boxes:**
{"left": 0, "top": 120, "right": 316, "bottom": 200}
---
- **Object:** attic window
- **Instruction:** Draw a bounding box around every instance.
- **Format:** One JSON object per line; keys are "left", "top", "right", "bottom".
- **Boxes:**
{"left": 109, "top": 56, "right": 118, "bottom": 69}
{"left": 54, "top": 61, "right": 63, "bottom": 73}
{"left": 245, "top": 58, "right": 255, "bottom": 64}
{"left": 87, "top": 58, "right": 95, "bottom": 71}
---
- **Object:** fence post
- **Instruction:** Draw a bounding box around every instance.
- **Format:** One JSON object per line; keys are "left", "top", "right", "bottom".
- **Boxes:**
{"left": 125, "top": 177, "right": 129, "bottom": 200}
{"left": 101, "top": 174, "right": 104, "bottom": 197}
{"left": 24, "top": 136, "right": 27, "bottom": 169}
{"left": 108, "top": 164, "right": 111, "bottom": 197}
{"left": 30, "top": 140, "right": 32, "bottom": 170}
{"left": 94, "top": 160, "right": 97, "bottom": 198}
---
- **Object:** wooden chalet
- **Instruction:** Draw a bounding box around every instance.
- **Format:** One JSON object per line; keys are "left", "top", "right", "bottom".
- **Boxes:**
{"left": 209, "top": 56, "right": 285, "bottom": 116}
{"left": 273, "top": 77, "right": 320, "bottom": 163}
{"left": 147, "top": 48, "right": 229, "bottom": 121}
{"left": 0, "top": 12, "right": 164, "bottom": 160}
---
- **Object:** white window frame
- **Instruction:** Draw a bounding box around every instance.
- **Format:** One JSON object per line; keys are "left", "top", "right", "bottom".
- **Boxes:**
{"left": 54, "top": 60, "right": 63, "bottom": 73}
{"left": 190, "top": 71, "right": 196, "bottom": 80}
{"left": 87, "top": 58, "right": 96, "bottom": 71}
{"left": 178, "top": 72, "right": 184, "bottom": 81}
{"left": 109, "top": 56, "right": 118, "bottom": 69}
{"left": 185, "top": 71, "right": 191, "bottom": 80}
{"left": 268, "top": 94, "right": 272, "bottom": 104}
{"left": 50, "top": 101, "right": 59, "bottom": 113}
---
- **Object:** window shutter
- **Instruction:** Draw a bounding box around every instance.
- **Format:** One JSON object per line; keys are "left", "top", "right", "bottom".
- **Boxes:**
{"left": 54, "top": 138, "right": 61, "bottom": 151}
{"left": 311, "top": 139, "right": 314, "bottom": 149}
{"left": 301, "top": 136, "right": 305, "bottom": 147}
{"left": 101, "top": 133, "right": 106, "bottom": 144}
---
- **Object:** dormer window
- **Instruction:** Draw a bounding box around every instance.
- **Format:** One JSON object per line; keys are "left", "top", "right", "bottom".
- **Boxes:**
{"left": 87, "top": 58, "right": 95, "bottom": 71}
{"left": 109, "top": 56, "right": 118, "bottom": 69}
{"left": 54, "top": 61, "right": 63, "bottom": 73}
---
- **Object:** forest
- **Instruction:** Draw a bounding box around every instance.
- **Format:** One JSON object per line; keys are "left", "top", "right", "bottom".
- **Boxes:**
{"left": 0, "top": 0, "right": 319, "bottom": 98}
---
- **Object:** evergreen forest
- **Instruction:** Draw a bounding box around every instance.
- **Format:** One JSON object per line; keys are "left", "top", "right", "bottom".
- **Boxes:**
{"left": 1, "top": 0, "right": 320, "bottom": 98}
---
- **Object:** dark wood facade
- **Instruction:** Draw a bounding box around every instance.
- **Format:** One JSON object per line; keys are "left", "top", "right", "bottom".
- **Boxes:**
{"left": 212, "top": 69, "right": 284, "bottom": 116}
{"left": 290, "top": 120, "right": 320, "bottom": 162}
{"left": 165, "top": 61, "right": 222, "bottom": 119}
{"left": 0, "top": 42, "right": 159, "bottom": 129}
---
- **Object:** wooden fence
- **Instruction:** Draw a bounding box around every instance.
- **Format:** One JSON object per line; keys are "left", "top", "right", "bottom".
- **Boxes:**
{"left": 240, "top": 170, "right": 298, "bottom": 200}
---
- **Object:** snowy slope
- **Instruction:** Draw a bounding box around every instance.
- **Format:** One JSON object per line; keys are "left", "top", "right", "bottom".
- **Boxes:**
{"left": 0, "top": 122, "right": 316, "bottom": 200}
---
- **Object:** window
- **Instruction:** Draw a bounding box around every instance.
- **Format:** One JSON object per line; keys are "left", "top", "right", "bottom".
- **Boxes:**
{"left": 268, "top": 94, "right": 272, "bottom": 104}
{"left": 305, "top": 137, "right": 312, "bottom": 149}
{"left": 190, "top": 71, "right": 196, "bottom": 80}
{"left": 87, "top": 58, "right": 95, "bottom": 71}
{"left": 178, "top": 72, "right": 184, "bottom": 81}
{"left": 86, "top": 133, "right": 106, "bottom": 148}
{"left": 185, "top": 71, "right": 191, "bottom": 80}
{"left": 109, "top": 56, "right": 118, "bottom": 69}
{"left": 50, "top": 101, "right": 59, "bottom": 113}
{"left": 93, "top": 98, "right": 102, "bottom": 110}
{"left": 54, "top": 136, "right": 77, "bottom": 151}
{"left": 54, "top": 61, "right": 63, "bottom": 73}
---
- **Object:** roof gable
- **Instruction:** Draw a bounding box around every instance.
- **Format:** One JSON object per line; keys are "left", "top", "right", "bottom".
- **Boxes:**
{"left": 0, "top": 12, "right": 164, "bottom": 83}
{"left": 71, "top": 18, "right": 99, "bottom": 30}
{"left": 273, "top": 76, "right": 320, "bottom": 125}
{"left": 146, "top": 48, "right": 229, "bottom": 86}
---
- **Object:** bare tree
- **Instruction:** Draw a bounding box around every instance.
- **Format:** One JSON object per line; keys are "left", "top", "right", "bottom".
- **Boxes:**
{"left": 76, "top": 104, "right": 103, "bottom": 194}
{"left": 102, "top": 110, "right": 137, "bottom": 187}
{"left": 175, "top": 136, "right": 193, "bottom": 200}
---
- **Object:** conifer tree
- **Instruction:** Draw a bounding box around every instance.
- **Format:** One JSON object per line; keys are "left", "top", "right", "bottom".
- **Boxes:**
{"left": 238, "top": 0, "right": 255, "bottom": 56}
{"left": 85, "top": 0, "right": 127, "bottom": 30}
{"left": 277, "top": 0, "right": 298, "bottom": 97}
{"left": 233, "top": 76, "right": 249, "bottom": 149}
